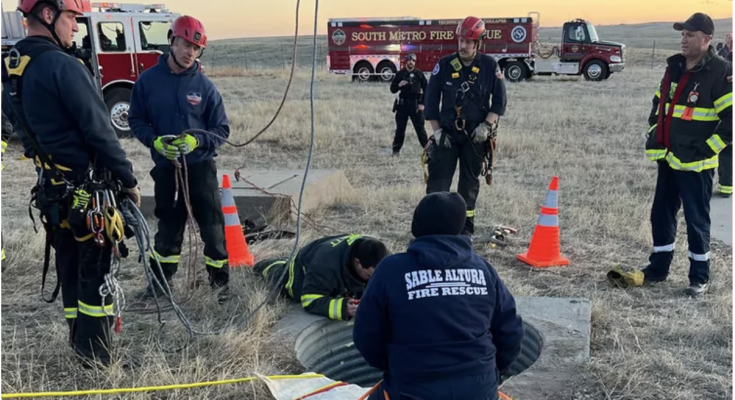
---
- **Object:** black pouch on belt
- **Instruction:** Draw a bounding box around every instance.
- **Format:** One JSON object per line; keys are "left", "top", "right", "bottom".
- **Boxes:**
{"left": 34, "top": 184, "right": 65, "bottom": 229}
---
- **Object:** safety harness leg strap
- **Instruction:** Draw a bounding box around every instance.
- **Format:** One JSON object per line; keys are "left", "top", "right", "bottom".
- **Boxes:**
{"left": 41, "top": 228, "right": 61, "bottom": 303}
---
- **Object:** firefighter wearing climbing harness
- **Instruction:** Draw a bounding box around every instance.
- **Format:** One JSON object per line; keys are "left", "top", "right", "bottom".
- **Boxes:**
{"left": 253, "top": 234, "right": 390, "bottom": 321}
{"left": 353, "top": 192, "right": 524, "bottom": 400}
{"left": 128, "top": 15, "right": 232, "bottom": 304}
{"left": 616, "top": 13, "right": 732, "bottom": 296}
{"left": 423, "top": 16, "right": 507, "bottom": 238}
{"left": 390, "top": 52, "right": 428, "bottom": 156}
{"left": 1, "top": 0, "right": 141, "bottom": 367}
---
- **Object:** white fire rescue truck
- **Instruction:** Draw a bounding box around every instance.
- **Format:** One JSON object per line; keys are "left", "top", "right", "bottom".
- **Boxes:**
{"left": 2, "top": 2, "right": 180, "bottom": 137}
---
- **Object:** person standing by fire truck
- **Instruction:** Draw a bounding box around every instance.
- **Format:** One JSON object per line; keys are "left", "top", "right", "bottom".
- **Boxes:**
{"left": 129, "top": 15, "right": 232, "bottom": 304}
{"left": 423, "top": 16, "right": 507, "bottom": 237}
{"left": 2, "top": 0, "right": 140, "bottom": 367}
{"left": 390, "top": 53, "right": 428, "bottom": 156}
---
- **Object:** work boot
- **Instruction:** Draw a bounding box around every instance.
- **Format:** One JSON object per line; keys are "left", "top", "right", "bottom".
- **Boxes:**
{"left": 641, "top": 265, "right": 668, "bottom": 284}
{"left": 392, "top": 150, "right": 400, "bottom": 157}
{"left": 140, "top": 277, "right": 174, "bottom": 300}
{"left": 683, "top": 282, "right": 708, "bottom": 297}
{"left": 216, "top": 285, "right": 230, "bottom": 304}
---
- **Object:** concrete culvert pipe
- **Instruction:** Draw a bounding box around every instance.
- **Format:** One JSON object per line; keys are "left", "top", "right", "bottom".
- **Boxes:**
{"left": 294, "top": 318, "right": 544, "bottom": 388}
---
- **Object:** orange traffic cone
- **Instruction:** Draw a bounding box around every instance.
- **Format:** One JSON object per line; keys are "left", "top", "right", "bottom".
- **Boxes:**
{"left": 517, "top": 176, "right": 570, "bottom": 268}
{"left": 221, "top": 174, "right": 255, "bottom": 267}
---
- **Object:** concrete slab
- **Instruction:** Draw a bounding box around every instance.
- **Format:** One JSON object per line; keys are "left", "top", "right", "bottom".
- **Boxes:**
{"left": 272, "top": 296, "right": 591, "bottom": 399}
{"left": 500, "top": 297, "right": 591, "bottom": 400}
{"left": 710, "top": 196, "right": 732, "bottom": 246}
{"left": 139, "top": 169, "right": 354, "bottom": 228}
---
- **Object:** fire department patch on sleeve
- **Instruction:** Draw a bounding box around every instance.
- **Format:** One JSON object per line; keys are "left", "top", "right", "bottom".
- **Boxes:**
{"left": 432, "top": 63, "right": 440, "bottom": 75}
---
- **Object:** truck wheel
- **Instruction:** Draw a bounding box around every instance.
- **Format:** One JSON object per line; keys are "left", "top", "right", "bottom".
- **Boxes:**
{"left": 504, "top": 61, "right": 527, "bottom": 83}
{"left": 352, "top": 62, "right": 374, "bottom": 83}
{"left": 583, "top": 60, "right": 608, "bottom": 82}
{"left": 104, "top": 87, "right": 133, "bottom": 138}
{"left": 376, "top": 61, "right": 396, "bottom": 83}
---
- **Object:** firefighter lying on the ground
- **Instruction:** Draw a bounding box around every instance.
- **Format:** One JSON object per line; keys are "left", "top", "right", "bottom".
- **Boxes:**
{"left": 254, "top": 234, "right": 390, "bottom": 321}
{"left": 128, "top": 15, "right": 233, "bottom": 304}
{"left": 353, "top": 192, "right": 524, "bottom": 400}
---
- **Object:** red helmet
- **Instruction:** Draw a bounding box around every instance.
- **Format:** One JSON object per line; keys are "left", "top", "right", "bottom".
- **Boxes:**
{"left": 456, "top": 16, "right": 485, "bottom": 41}
{"left": 171, "top": 15, "right": 207, "bottom": 48}
{"left": 17, "top": 0, "right": 85, "bottom": 15}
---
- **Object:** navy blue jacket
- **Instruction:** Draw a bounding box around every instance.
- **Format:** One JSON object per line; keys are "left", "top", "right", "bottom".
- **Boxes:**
{"left": 129, "top": 54, "right": 230, "bottom": 166}
{"left": 353, "top": 234, "right": 524, "bottom": 384}
{"left": 1, "top": 36, "right": 136, "bottom": 188}
{"left": 424, "top": 52, "right": 506, "bottom": 132}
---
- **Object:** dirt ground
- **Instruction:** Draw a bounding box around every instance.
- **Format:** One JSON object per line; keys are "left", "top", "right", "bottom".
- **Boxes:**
{"left": 1, "top": 62, "right": 732, "bottom": 400}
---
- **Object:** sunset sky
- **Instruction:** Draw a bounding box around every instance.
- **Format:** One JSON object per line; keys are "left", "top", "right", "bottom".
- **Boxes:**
{"left": 1, "top": 0, "right": 732, "bottom": 40}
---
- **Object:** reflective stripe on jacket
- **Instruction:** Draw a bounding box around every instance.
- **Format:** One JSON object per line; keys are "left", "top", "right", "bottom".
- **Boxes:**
{"left": 646, "top": 46, "right": 732, "bottom": 172}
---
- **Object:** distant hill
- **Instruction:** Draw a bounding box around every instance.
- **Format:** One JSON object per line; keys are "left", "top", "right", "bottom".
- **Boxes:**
{"left": 538, "top": 18, "right": 732, "bottom": 49}
{"left": 201, "top": 18, "right": 732, "bottom": 71}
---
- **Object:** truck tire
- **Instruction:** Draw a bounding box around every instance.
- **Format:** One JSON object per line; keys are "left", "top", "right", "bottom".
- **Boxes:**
{"left": 352, "top": 62, "right": 374, "bottom": 83}
{"left": 376, "top": 61, "right": 396, "bottom": 83}
{"left": 583, "top": 60, "right": 608, "bottom": 82}
{"left": 504, "top": 61, "right": 527, "bottom": 83}
{"left": 104, "top": 87, "right": 133, "bottom": 138}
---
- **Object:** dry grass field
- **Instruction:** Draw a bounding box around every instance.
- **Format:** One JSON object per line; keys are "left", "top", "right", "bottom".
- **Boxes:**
{"left": 1, "top": 39, "right": 733, "bottom": 400}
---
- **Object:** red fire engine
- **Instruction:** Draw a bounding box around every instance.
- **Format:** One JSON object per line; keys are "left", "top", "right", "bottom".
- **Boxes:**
{"left": 2, "top": 2, "right": 180, "bottom": 137}
{"left": 326, "top": 13, "right": 626, "bottom": 83}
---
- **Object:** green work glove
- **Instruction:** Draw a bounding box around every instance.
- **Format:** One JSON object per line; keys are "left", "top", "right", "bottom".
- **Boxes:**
{"left": 153, "top": 135, "right": 181, "bottom": 160}
{"left": 172, "top": 133, "right": 199, "bottom": 155}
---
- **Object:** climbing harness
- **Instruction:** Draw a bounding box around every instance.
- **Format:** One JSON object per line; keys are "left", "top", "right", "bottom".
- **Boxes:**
{"left": 451, "top": 54, "right": 484, "bottom": 134}
{"left": 488, "top": 224, "right": 517, "bottom": 248}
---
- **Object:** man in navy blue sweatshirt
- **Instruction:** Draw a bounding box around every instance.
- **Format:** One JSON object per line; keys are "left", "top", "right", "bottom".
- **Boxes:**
{"left": 354, "top": 192, "right": 524, "bottom": 400}
{"left": 129, "top": 15, "right": 232, "bottom": 303}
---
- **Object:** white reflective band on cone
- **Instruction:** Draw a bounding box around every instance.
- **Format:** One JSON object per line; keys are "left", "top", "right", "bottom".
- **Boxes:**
{"left": 544, "top": 190, "right": 558, "bottom": 208}
{"left": 222, "top": 187, "right": 236, "bottom": 207}
{"left": 224, "top": 213, "right": 240, "bottom": 226}
{"left": 537, "top": 214, "right": 558, "bottom": 227}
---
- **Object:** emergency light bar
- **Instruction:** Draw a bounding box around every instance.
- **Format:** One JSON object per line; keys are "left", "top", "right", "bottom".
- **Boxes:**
{"left": 91, "top": 2, "right": 169, "bottom": 12}
{"left": 328, "top": 16, "right": 420, "bottom": 23}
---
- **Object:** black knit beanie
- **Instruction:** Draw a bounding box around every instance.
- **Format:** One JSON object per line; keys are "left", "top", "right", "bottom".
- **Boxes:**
{"left": 411, "top": 192, "right": 467, "bottom": 238}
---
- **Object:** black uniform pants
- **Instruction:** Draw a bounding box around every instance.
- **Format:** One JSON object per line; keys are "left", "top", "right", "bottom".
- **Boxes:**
{"left": 253, "top": 257, "right": 290, "bottom": 298}
{"left": 647, "top": 161, "right": 714, "bottom": 285}
{"left": 393, "top": 103, "right": 428, "bottom": 153}
{"left": 52, "top": 224, "right": 114, "bottom": 365}
{"left": 150, "top": 158, "right": 229, "bottom": 287}
{"left": 717, "top": 145, "right": 732, "bottom": 194}
{"left": 426, "top": 129, "right": 485, "bottom": 235}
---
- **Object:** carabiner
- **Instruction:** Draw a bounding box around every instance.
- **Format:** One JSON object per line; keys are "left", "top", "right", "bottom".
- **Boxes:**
{"left": 455, "top": 118, "right": 466, "bottom": 131}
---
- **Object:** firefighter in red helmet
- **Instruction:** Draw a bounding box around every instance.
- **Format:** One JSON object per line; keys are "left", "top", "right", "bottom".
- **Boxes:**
{"left": 423, "top": 16, "right": 507, "bottom": 239}
{"left": 1, "top": 0, "right": 140, "bottom": 367}
{"left": 129, "top": 15, "right": 232, "bottom": 303}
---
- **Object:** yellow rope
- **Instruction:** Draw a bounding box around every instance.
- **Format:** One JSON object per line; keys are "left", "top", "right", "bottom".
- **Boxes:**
{"left": 1, "top": 373, "right": 325, "bottom": 399}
